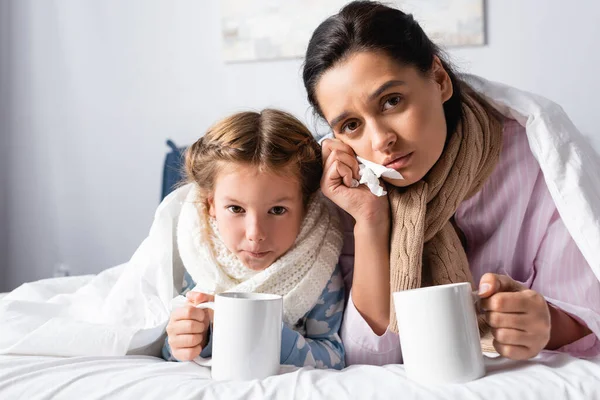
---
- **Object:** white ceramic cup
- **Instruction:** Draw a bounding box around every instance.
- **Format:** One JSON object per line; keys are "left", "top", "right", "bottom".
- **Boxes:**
{"left": 392, "top": 282, "right": 485, "bottom": 384}
{"left": 193, "top": 292, "right": 282, "bottom": 381}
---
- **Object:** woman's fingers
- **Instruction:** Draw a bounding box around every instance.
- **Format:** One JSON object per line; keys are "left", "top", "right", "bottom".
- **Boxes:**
{"left": 321, "top": 138, "right": 355, "bottom": 163}
{"left": 323, "top": 148, "right": 360, "bottom": 181}
{"left": 323, "top": 159, "right": 357, "bottom": 189}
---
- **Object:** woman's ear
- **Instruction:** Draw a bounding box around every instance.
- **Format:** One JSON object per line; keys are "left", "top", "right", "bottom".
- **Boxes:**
{"left": 432, "top": 56, "right": 453, "bottom": 103}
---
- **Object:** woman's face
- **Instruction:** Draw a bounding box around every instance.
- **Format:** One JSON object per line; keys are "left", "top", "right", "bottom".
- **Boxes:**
{"left": 314, "top": 51, "right": 453, "bottom": 187}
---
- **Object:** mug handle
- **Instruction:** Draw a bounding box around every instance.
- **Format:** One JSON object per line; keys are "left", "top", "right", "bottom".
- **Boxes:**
{"left": 471, "top": 290, "right": 484, "bottom": 314}
{"left": 192, "top": 302, "right": 215, "bottom": 367}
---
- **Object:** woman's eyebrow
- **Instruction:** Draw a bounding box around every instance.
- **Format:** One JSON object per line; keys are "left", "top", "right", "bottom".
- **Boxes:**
{"left": 328, "top": 80, "right": 406, "bottom": 128}
{"left": 329, "top": 112, "right": 350, "bottom": 128}
{"left": 368, "top": 80, "right": 406, "bottom": 101}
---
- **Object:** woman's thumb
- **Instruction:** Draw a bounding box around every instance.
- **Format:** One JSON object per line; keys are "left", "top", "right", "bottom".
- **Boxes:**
{"left": 478, "top": 273, "right": 523, "bottom": 298}
{"left": 477, "top": 273, "right": 500, "bottom": 298}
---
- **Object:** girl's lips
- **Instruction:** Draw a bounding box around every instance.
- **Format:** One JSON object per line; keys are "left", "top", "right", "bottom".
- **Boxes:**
{"left": 244, "top": 251, "right": 270, "bottom": 258}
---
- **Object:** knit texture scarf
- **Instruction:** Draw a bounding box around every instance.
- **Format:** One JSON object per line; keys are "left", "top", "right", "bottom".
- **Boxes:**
{"left": 177, "top": 185, "right": 344, "bottom": 326}
{"left": 388, "top": 91, "right": 503, "bottom": 352}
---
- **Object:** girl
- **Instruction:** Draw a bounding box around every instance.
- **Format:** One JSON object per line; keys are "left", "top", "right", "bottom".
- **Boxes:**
{"left": 302, "top": 1, "right": 600, "bottom": 365}
{"left": 162, "top": 109, "right": 345, "bottom": 369}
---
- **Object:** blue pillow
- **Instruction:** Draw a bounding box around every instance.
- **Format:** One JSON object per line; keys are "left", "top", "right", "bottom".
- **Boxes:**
{"left": 161, "top": 140, "right": 187, "bottom": 201}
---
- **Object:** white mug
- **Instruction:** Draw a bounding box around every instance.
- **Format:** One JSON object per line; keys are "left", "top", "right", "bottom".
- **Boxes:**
{"left": 193, "top": 292, "right": 283, "bottom": 381}
{"left": 392, "top": 282, "right": 485, "bottom": 384}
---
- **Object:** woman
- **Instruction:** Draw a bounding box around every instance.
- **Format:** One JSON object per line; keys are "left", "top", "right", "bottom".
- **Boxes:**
{"left": 302, "top": 0, "right": 600, "bottom": 365}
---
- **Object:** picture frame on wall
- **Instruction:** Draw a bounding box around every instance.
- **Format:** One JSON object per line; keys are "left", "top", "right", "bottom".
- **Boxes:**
{"left": 221, "top": 0, "right": 486, "bottom": 63}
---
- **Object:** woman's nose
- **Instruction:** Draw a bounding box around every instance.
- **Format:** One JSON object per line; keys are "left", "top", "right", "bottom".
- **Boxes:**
{"left": 370, "top": 122, "right": 396, "bottom": 153}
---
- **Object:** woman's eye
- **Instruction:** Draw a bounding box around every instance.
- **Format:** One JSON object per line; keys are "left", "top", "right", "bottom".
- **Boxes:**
{"left": 269, "top": 206, "right": 287, "bottom": 215}
{"left": 383, "top": 95, "right": 402, "bottom": 110}
{"left": 341, "top": 120, "right": 360, "bottom": 134}
{"left": 227, "top": 205, "right": 244, "bottom": 214}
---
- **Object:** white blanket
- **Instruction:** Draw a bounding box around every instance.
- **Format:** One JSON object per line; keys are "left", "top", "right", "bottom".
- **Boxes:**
{"left": 1, "top": 353, "right": 599, "bottom": 399}
{"left": 464, "top": 74, "right": 600, "bottom": 281}
{"left": 1, "top": 75, "right": 600, "bottom": 361}
{"left": 0, "top": 184, "right": 190, "bottom": 356}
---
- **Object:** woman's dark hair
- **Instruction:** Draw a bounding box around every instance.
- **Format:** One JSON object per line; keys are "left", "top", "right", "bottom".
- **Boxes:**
{"left": 303, "top": 1, "right": 464, "bottom": 136}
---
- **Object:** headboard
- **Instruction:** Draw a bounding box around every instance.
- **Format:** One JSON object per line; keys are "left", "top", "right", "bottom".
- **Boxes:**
{"left": 161, "top": 140, "right": 187, "bottom": 201}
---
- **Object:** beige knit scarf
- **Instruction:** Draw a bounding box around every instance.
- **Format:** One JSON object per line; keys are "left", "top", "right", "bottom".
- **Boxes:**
{"left": 388, "top": 90, "right": 503, "bottom": 352}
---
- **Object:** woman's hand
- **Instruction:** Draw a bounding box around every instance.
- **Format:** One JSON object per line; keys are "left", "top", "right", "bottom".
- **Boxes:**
{"left": 321, "top": 138, "right": 389, "bottom": 226}
{"left": 166, "top": 292, "right": 214, "bottom": 361}
{"left": 321, "top": 138, "right": 393, "bottom": 334}
{"left": 478, "top": 273, "right": 551, "bottom": 360}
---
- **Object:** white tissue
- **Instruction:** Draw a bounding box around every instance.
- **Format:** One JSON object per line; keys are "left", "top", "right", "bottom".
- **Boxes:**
{"left": 170, "top": 294, "right": 188, "bottom": 311}
{"left": 357, "top": 156, "right": 404, "bottom": 197}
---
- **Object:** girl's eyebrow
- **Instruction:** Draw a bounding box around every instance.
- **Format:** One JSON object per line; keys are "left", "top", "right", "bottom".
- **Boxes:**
{"left": 223, "top": 196, "right": 244, "bottom": 204}
{"left": 222, "top": 196, "right": 294, "bottom": 204}
{"left": 272, "top": 196, "right": 294, "bottom": 203}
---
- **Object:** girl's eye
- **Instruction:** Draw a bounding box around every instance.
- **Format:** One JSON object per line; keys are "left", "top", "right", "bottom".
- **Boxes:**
{"left": 341, "top": 120, "right": 360, "bottom": 134}
{"left": 383, "top": 95, "right": 402, "bottom": 111}
{"left": 227, "top": 205, "right": 244, "bottom": 214}
{"left": 269, "top": 206, "right": 287, "bottom": 215}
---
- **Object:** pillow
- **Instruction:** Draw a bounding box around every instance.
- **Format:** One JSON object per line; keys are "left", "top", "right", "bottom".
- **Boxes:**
{"left": 161, "top": 140, "right": 187, "bottom": 201}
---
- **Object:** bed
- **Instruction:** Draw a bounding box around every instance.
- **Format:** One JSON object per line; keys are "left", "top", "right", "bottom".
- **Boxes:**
{"left": 1, "top": 351, "right": 599, "bottom": 399}
{"left": 2, "top": 275, "right": 599, "bottom": 399}
{"left": 2, "top": 140, "right": 599, "bottom": 399}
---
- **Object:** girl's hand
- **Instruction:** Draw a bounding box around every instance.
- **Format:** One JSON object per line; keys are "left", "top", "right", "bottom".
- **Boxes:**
{"left": 186, "top": 291, "right": 214, "bottom": 321}
{"left": 166, "top": 292, "right": 214, "bottom": 361}
{"left": 321, "top": 138, "right": 389, "bottom": 226}
{"left": 478, "top": 273, "right": 551, "bottom": 360}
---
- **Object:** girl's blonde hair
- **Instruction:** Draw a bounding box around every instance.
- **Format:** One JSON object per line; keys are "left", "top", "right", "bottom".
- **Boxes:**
{"left": 185, "top": 109, "right": 323, "bottom": 206}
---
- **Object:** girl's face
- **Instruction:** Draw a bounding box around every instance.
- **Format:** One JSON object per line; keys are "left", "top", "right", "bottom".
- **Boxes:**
{"left": 208, "top": 163, "right": 305, "bottom": 271}
{"left": 314, "top": 51, "right": 453, "bottom": 187}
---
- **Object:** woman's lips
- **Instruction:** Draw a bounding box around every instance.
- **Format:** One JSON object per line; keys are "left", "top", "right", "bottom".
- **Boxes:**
{"left": 385, "top": 152, "right": 413, "bottom": 170}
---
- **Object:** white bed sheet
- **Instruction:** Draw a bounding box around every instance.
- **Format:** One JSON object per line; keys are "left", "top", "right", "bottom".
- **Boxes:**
{"left": 1, "top": 353, "right": 599, "bottom": 400}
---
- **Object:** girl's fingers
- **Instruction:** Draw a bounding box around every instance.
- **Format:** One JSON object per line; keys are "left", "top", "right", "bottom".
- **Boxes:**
{"left": 169, "top": 319, "right": 207, "bottom": 336}
{"left": 186, "top": 291, "right": 214, "bottom": 305}
{"left": 172, "top": 345, "right": 203, "bottom": 362}
{"left": 168, "top": 333, "right": 204, "bottom": 349}
{"left": 170, "top": 305, "right": 207, "bottom": 323}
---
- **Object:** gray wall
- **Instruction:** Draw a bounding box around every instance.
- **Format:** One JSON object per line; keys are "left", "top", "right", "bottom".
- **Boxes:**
{"left": 0, "top": 0, "right": 10, "bottom": 292}
{"left": 3, "top": 0, "right": 600, "bottom": 290}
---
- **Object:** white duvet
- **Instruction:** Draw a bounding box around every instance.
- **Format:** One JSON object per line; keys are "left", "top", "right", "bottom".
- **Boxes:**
{"left": 1, "top": 275, "right": 600, "bottom": 399}
{"left": 1, "top": 75, "right": 600, "bottom": 398}
{"left": 1, "top": 352, "right": 599, "bottom": 399}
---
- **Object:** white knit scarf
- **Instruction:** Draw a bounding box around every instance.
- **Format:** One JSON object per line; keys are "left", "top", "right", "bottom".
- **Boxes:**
{"left": 176, "top": 184, "right": 343, "bottom": 326}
